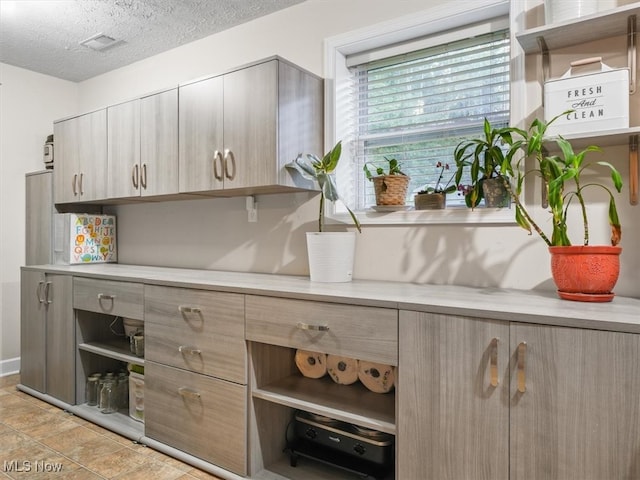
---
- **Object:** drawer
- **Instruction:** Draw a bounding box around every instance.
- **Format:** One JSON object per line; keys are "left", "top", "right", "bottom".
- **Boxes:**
{"left": 73, "top": 277, "right": 143, "bottom": 318}
{"left": 144, "top": 285, "right": 246, "bottom": 384}
{"left": 245, "top": 296, "right": 398, "bottom": 365}
{"left": 144, "top": 361, "right": 247, "bottom": 475}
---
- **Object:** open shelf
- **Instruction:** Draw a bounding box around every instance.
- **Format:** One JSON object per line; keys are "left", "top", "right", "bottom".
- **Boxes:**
{"left": 253, "top": 457, "right": 394, "bottom": 480}
{"left": 79, "top": 339, "right": 144, "bottom": 365}
{"left": 72, "top": 403, "right": 143, "bottom": 441}
{"left": 252, "top": 374, "right": 395, "bottom": 435}
{"left": 516, "top": 3, "right": 640, "bottom": 53}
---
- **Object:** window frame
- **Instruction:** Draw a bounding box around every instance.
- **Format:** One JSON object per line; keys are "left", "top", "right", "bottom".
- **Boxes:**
{"left": 323, "top": 0, "right": 525, "bottom": 227}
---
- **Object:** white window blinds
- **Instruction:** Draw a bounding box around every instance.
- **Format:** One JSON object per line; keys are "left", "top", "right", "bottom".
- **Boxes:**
{"left": 346, "top": 29, "right": 510, "bottom": 210}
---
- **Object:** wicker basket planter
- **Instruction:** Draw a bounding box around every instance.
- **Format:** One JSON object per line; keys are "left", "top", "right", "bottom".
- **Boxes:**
{"left": 372, "top": 175, "right": 410, "bottom": 206}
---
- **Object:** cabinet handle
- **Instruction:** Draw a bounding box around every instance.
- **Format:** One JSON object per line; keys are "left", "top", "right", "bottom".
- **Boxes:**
{"left": 517, "top": 342, "right": 527, "bottom": 393}
{"left": 224, "top": 149, "right": 236, "bottom": 181}
{"left": 178, "top": 345, "right": 202, "bottom": 355}
{"left": 132, "top": 164, "right": 139, "bottom": 189}
{"left": 141, "top": 163, "right": 147, "bottom": 190}
{"left": 178, "top": 387, "right": 201, "bottom": 399}
{"left": 178, "top": 305, "right": 202, "bottom": 314}
{"left": 490, "top": 337, "right": 499, "bottom": 387}
{"left": 72, "top": 174, "right": 78, "bottom": 196}
{"left": 297, "top": 321, "right": 330, "bottom": 332}
{"left": 44, "top": 281, "right": 52, "bottom": 305}
{"left": 36, "top": 280, "right": 45, "bottom": 303}
{"left": 78, "top": 173, "right": 84, "bottom": 195}
{"left": 97, "top": 293, "right": 115, "bottom": 301}
{"left": 213, "top": 150, "right": 223, "bottom": 181}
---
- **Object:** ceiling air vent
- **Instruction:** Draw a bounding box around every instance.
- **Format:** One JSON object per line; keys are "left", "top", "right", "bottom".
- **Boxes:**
{"left": 79, "top": 33, "right": 122, "bottom": 51}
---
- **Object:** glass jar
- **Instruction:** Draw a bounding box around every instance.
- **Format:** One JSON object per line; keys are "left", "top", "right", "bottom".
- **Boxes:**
{"left": 116, "top": 372, "right": 129, "bottom": 409}
{"left": 99, "top": 378, "right": 117, "bottom": 414}
{"left": 85, "top": 373, "right": 101, "bottom": 406}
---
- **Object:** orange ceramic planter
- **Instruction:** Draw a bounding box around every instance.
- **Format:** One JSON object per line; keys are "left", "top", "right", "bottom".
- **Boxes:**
{"left": 549, "top": 245, "right": 622, "bottom": 302}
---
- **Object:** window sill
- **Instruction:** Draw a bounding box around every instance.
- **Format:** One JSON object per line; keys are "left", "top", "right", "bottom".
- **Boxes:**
{"left": 329, "top": 206, "right": 517, "bottom": 226}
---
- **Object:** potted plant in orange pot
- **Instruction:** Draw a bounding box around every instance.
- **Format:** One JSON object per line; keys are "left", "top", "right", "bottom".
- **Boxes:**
{"left": 507, "top": 112, "right": 623, "bottom": 302}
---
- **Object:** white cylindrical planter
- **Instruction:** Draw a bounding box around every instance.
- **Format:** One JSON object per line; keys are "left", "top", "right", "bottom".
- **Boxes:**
{"left": 306, "top": 232, "right": 356, "bottom": 282}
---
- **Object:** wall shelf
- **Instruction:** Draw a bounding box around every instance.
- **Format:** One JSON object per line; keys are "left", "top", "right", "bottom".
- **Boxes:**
{"left": 516, "top": 4, "right": 640, "bottom": 53}
{"left": 79, "top": 339, "right": 144, "bottom": 365}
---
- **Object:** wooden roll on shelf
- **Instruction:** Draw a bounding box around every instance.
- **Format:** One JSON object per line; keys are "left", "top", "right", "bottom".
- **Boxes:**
{"left": 294, "top": 350, "right": 327, "bottom": 379}
{"left": 326, "top": 355, "right": 359, "bottom": 385}
{"left": 358, "top": 361, "right": 396, "bottom": 393}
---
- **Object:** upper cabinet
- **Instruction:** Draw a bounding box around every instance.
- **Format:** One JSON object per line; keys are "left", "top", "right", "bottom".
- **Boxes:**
{"left": 54, "top": 109, "right": 108, "bottom": 204}
{"left": 179, "top": 58, "right": 322, "bottom": 196}
{"left": 107, "top": 88, "right": 179, "bottom": 200}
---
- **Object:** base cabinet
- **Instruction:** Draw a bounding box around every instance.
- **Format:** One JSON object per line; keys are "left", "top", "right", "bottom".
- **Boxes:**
{"left": 20, "top": 270, "right": 74, "bottom": 404}
{"left": 144, "top": 361, "right": 247, "bottom": 475}
{"left": 399, "top": 311, "right": 640, "bottom": 480}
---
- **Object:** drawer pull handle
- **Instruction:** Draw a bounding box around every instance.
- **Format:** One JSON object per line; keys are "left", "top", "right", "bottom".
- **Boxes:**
{"left": 490, "top": 337, "right": 499, "bottom": 387}
{"left": 97, "top": 293, "right": 115, "bottom": 301}
{"left": 178, "top": 387, "right": 201, "bottom": 399}
{"left": 178, "top": 306, "right": 202, "bottom": 314}
{"left": 297, "top": 322, "right": 329, "bottom": 332}
{"left": 178, "top": 345, "right": 202, "bottom": 355}
{"left": 517, "top": 342, "right": 527, "bottom": 393}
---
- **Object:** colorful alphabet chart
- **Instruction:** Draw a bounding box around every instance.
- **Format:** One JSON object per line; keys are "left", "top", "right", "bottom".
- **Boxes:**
{"left": 54, "top": 214, "right": 117, "bottom": 264}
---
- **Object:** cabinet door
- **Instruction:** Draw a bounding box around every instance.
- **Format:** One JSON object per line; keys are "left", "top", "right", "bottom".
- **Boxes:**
{"left": 223, "top": 61, "right": 277, "bottom": 189}
{"left": 179, "top": 76, "right": 224, "bottom": 193}
{"left": 77, "top": 109, "right": 108, "bottom": 202}
{"left": 398, "top": 311, "right": 509, "bottom": 480}
{"left": 53, "top": 118, "right": 81, "bottom": 204}
{"left": 107, "top": 100, "right": 140, "bottom": 199}
{"left": 510, "top": 323, "right": 640, "bottom": 480}
{"left": 140, "top": 88, "right": 178, "bottom": 197}
{"left": 25, "top": 171, "right": 53, "bottom": 265}
{"left": 20, "top": 270, "right": 46, "bottom": 392}
{"left": 45, "top": 274, "right": 74, "bottom": 404}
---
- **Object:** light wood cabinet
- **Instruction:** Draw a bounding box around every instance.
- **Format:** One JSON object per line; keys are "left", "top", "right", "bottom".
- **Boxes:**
{"left": 509, "top": 322, "right": 640, "bottom": 480}
{"left": 145, "top": 361, "right": 247, "bottom": 475}
{"left": 53, "top": 109, "right": 107, "bottom": 204}
{"left": 25, "top": 171, "right": 53, "bottom": 265}
{"left": 399, "top": 310, "right": 640, "bottom": 480}
{"left": 144, "top": 285, "right": 246, "bottom": 384}
{"left": 179, "top": 58, "right": 322, "bottom": 195}
{"left": 107, "top": 89, "right": 179, "bottom": 200}
{"left": 20, "top": 270, "right": 74, "bottom": 404}
{"left": 246, "top": 296, "right": 397, "bottom": 479}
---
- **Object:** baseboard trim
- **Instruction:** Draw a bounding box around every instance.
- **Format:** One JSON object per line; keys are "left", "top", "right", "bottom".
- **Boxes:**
{"left": 0, "top": 357, "right": 20, "bottom": 377}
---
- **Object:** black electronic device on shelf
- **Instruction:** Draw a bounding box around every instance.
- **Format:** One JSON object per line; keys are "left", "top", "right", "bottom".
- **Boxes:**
{"left": 286, "top": 410, "right": 394, "bottom": 479}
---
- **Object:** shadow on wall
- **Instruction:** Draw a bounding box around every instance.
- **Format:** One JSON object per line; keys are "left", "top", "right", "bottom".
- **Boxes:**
{"left": 108, "top": 192, "right": 319, "bottom": 275}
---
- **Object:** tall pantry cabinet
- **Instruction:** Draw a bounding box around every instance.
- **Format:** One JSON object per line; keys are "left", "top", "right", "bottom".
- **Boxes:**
{"left": 25, "top": 170, "right": 53, "bottom": 265}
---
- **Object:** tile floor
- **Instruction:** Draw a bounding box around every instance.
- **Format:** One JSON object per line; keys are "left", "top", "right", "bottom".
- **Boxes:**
{"left": 0, "top": 374, "right": 223, "bottom": 479}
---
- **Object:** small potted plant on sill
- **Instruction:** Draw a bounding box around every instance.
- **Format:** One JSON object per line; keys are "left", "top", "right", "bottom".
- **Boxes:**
{"left": 414, "top": 161, "right": 457, "bottom": 210}
{"left": 507, "top": 111, "right": 623, "bottom": 302}
{"left": 285, "top": 141, "right": 361, "bottom": 283}
{"left": 453, "top": 118, "right": 522, "bottom": 208}
{"left": 363, "top": 157, "right": 411, "bottom": 207}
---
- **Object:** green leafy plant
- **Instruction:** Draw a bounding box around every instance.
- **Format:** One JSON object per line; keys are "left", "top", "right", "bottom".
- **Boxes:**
{"left": 454, "top": 118, "right": 522, "bottom": 207}
{"left": 416, "top": 161, "right": 457, "bottom": 195}
{"left": 363, "top": 157, "right": 406, "bottom": 180}
{"left": 507, "top": 112, "right": 622, "bottom": 247}
{"left": 286, "top": 141, "right": 361, "bottom": 233}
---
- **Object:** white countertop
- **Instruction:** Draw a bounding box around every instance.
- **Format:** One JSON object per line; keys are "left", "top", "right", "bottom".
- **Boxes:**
{"left": 24, "top": 263, "right": 640, "bottom": 334}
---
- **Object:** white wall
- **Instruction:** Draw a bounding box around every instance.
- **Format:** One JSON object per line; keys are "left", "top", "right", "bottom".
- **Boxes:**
{"left": 77, "top": 0, "right": 638, "bottom": 299}
{"left": 0, "top": 63, "right": 78, "bottom": 369}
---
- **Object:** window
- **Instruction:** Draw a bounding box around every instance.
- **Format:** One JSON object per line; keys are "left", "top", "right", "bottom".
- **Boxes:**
{"left": 350, "top": 31, "right": 510, "bottom": 210}
{"left": 326, "top": 1, "right": 519, "bottom": 225}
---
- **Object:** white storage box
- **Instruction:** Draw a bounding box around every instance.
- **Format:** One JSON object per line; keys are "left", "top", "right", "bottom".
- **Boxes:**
{"left": 544, "top": 58, "right": 629, "bottom": 136}
{"left": 129, "top": 371, "right": 144, "bottom": 423}
{"left": 54, "top": 213, "right": 117, "bottom": 264}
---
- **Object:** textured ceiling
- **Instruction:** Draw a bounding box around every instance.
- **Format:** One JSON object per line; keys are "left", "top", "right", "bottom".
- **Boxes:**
{"left": 0, "top": 0, "right": 305, "bottom": 82}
